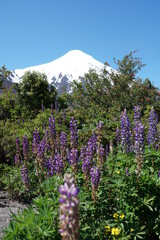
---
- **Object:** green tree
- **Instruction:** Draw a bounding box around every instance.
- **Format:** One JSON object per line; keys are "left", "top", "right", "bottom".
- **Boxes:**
{"left": 16, "top": 71, "right": 57, "bottom": 115}
{"left": 114, "top": 50, "right": 146, "bottom": 79}
{"left": 71, "top": 51, "right": 159, "bottom": 117}
{"left": 0, "top": 65, "right": 11, "bottom": 89}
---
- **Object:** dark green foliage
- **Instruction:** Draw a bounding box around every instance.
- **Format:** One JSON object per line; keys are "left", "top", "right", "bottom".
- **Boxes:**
{"left": 0, "top": 65, "right": 11, "bottom": 89}
{"left": 2, "top": 176, "right": 62, "bottom": 240}
{"left": 115, "top": 50, "right": 145, "bottom": 77}
{"left": 72, "top": 51, "right": 159, "bottom": 117}
{"left": 16, "top": 71, "right": 57, "bottom": 115}
{"left": 0, "top": 88, "right": 16, "bottom": 120}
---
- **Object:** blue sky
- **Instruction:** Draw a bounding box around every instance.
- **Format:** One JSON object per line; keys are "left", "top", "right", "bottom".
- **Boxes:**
{"left": 0, "top": 0, "right": 160, "bottom": 88}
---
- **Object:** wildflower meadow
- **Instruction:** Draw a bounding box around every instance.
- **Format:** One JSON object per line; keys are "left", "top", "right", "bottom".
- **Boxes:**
{"left": 0, "top": 52, "right": 160, "bottom": 239}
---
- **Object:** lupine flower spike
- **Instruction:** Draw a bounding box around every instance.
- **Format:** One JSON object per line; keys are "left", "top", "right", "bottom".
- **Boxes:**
{"left": 70, "top": 148, "right": 79, "bottom": 174}
{"left": 59, "top": 173, "right": 79, "bottom": 240}
{"left": 120, "top": 109, "right": 131, "bottom": 154}
{"left": 90, "top": 166, "right": 100, "bottom": 201}
{"left": 147, "top": 108, "right": 158, "bottom": 148}
{"left": 21, "top": 164, "right": 29, "bottom": 191}
{"left": 96, "top": 121, "right": 103, "bottom": 167}
{"left": 82, "top": 145, "right": 92, "bottom": 186}
{"left": 134, "top": 105, "right": 141, "bottom": 124}
{"left": 60, "top": 132, "right": 67, "bottom": 167}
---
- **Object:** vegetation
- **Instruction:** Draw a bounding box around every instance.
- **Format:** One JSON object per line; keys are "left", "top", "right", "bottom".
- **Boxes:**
{"left": 16, "top": 71, "right": 57, "bottom": 116}
{"left": 0, "top": 65, "right": 11, "bottom": 89}
{"left": 0, "top": 52, "right": 160, "bottom": 239}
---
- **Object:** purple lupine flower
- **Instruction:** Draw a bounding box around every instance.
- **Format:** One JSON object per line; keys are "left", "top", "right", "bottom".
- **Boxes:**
{"left": 35, "top": 138, "right": 47, "bottom": 179}
{"left": 22, "top": 135, "right": 28, "bottom": 161}
{"left": 70, "top": 148, "right": 79, "bottom": 173}
{"left": 70, "top": 117, "right": 78, "bottom": 148}
{"left": 120, "top": 109, "right": 131, "bottom": 154}
{"left": 97, "top": 143, "right": 105, "bottom": 167}
{"left": 59, "top": 173, "right": 79, "bottom": 240}
{"left": 48, "top": 115, "right": 56, "bottom": 153}
{"left": 87, "top": 138, "right": 94, "bottom": 158}
{"left": 37, "top": 138, "right": 46, "bottom": 165}
{"left": 82, "top": 145, "right": 92, "bottom": 184}
{"left": 90, "top": 166, "right": 100, "bottom": 201}
{"left": 90, "top": 166, "right": 100, "bottom": 190}
{"left": 99, "top": 144, "right": 105, "bottom": 164}
{"left": 44, "top": 129, "right": 51, "bottom": 151}
{"left": 79, "top": 146, "right": 86, "bottom": 162}
{"left": 158, "top": 170, "right": 160, "bottom": 178}
{"left": 90, "top": 132, "right": 97, "bottom": 152}
{"left": 55, "top": 133, "right": 60, "bottom": 153}
{"left": 54, "top": 152, "right": 63, "bottom": 174}
{"left": 16, "top": 137, "right": 20, "bottom": 152}
{"left": 134, "top": 106, "right": 141, "bottom": 124}
{"left": 134, "top": 122, "right": 144, "bottom": 156}
{"left": 60, "top": 132, "right": 67, "bottom": 150}
{"left": 36, "top": 137, "right": 47, "bottom": 180}
{"left": 14, "top": 154, "right": 19, "bottom": 167}
{"left": 49, "top": 115, "right": 56, "bottom": 136}
{"left": 21, "top": 164, "right": 29, "bottom": 190}
{"left": 60, "top": 132, "right": 67, "bottom": 166}
{"left": 32, "top": 130, "right": 40, "bottom": 154}
{"left": 88, "top": 132, "right": 97, "bottom": 157}
{"left": 46, "top": 156, "right": 55, "bottom": 176}
{"left": 147, "top": 108, "right": 158, "bottom": 147}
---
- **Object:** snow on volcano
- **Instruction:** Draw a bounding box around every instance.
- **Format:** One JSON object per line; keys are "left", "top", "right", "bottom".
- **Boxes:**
{"left": 10, "top": 50, "right": 114, "bottom": 94}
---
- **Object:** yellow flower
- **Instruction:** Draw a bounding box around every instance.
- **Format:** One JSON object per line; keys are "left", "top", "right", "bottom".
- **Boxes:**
{"left": 113, "top": 213, "right": 119, "bottom": 219}
{"left": 105, "top": 225, "right": 111, "bottom": 234}
{"left": 117, "top": 170, "right": 120, "bottom": 174}
{"left": 111, "top": 227, "right": 121, "bottom": 236}
{"left": 119, "top": 213, "right": 125, "bottom": 219}
{"left": 130, "top": 228, "right": 134, "bottom": 232}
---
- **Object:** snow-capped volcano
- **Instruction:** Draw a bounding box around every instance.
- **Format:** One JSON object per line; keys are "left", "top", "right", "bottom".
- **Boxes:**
{"left": 10, "top": 50, "right": 113, "bottom": 93}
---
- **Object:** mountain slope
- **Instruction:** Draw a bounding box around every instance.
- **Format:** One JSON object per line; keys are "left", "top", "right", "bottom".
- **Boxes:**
{"left": 10, "top": 50, "right": 114, "bottom": 94}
